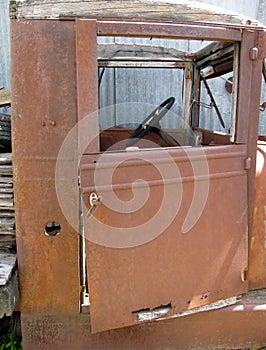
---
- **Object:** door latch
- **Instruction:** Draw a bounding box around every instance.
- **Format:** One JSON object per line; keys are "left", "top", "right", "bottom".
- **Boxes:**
{"left": 87, "top": 192, "right": 102, "bottom": 219}
{"left": 244, "top": 157, "right": 252, "bottom": 170}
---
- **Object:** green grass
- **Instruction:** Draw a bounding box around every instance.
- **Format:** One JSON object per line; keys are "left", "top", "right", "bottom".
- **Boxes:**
{"left": 0, "top": 330, "right": 22, "bottom": 350}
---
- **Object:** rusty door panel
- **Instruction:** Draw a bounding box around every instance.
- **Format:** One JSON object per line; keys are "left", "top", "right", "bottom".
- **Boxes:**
{"left": 249, "top": 141, "right": 266, "bottom": 289}
{"left": 11, "top": 20, "right": 80, "bottom": 314}
{"left": 20, "top": 306, "right": 266, "bottom": 350}
{"left": 244, "top": 31, "right": 264, "bottom": 236}
{"left": 80, "top": 144, "right": 248, "bottom": 333}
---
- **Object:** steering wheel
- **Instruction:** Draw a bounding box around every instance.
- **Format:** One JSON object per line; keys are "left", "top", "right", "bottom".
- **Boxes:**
{"left": 126, "top": 97, "right": 175, "bottom": 147}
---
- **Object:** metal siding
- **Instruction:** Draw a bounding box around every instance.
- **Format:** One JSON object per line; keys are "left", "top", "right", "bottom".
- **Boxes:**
{"left": 98, "top": 36, "right": 234, "bottom": 133}
{"left": 98, "top": 37, "right": 191, "bottom": 129}
{"left": 0, "top": 0, "right": 11, "bottom": 115}
{"left": 0, "top": 0, "right": 264, "bottom": 132}
{"left": 98, "top": 0, "right": 266, "bottom": 135}
{"left": 192, "top": 0, "right": 266, "bottom": 135}
{"left": 199, "top": 74, "right": 233, "bottom": 132}
{"left": 196, "top": 0, "right": 259, "bottom": 19}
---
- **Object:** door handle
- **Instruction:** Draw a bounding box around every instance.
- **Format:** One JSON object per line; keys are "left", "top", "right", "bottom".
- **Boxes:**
{"left": 87, "top": 192, "right": 102, "bottom": 219}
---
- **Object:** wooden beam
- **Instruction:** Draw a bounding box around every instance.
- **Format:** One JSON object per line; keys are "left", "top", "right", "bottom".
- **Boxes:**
{"left": 0, "top": 269, "right": 19, "bottom": 318}
{"left": 10, "top": 0, "right": 263, "bottom": 30}
{"left": 98, "top": 43, "right": 190, "bottom": 61}
{"left": 0, "top": 251, "right": 16, "bottom": 286}
{"left": 0, "top": 90, "right": 11, "bottom": 107}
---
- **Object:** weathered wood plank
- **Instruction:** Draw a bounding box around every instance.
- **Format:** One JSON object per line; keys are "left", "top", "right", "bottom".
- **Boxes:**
{"left": 194, "top": 41, "right": 232, "bottom": 61}
{"left": 0, "top": 199, "right": 13, "bottom": 208}
{"left": 0, "top": 206, "right": 14, "bottom": 211}
{"left": 0, "top": 181, "right": 13, "bottom": 188}
{"left": 0, "top": 211, "right": 14, "bottom": 218}
{"left": 0, "top": 238, "right": 16, "bottom": 248}
{"left": 0, "top": 271, "right": 19, "bottom": 318}
{"left": 0, "top": 178, "right": 13, "bottom": 185}
{"left": 0, "top": 232, "right": 15, "bottom": 237}
{"left": 0, "top": 165, "right": 12, "bottom": 175}
{"left": 0, "top": 193, "right": 13, "bottom": 199}
{"left": 0, "top": 90, "right": 11, "bottom": 107}
{"left": 0, "top": 148, "right": 14, "bottom": 214}
{"left": 0, "top": 235, "right": 15, "bottom": 241}
{"left": 98, "top": 43, "right": 189, "bottom": 61}
{"left": 196, "top": 45, "right": 234, "bottom": 68}
{"left": 0, "top": 224, "right": 15, "bottom": 235}
{"left": 0, "top": 153, "right": 12, "bottom": 164}
{"left": 0, "top": 230, "right": 15, "bottom": 235}
{"left": 0, "top": 236, "right": 16, "bottom": 249}
{"left": 0, "top": 217, "right": 15, "bottom": 227}
{"left": 10, "top": 0, "right": 263, "bottom": 29}
{"left": 0, "top": 228, "right": 15, "bottom": 234}
{"left": 0, "top": 251, "right": 16, "bottom": 286}
{"left": 0, "top": 187, "right": 13, "bottom": 194}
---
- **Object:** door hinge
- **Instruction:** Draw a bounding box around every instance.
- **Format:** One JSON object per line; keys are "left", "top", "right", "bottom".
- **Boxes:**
{"left": 245, "top": 157, "right": 252, "bottom": 170}
{"left": 249, "top": 47, "right": 259, "bottom": 61}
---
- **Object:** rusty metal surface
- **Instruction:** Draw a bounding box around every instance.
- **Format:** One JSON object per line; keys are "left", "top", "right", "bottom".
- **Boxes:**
{"left": 21, "top": 293, "right": 266, "bottom": 349}
{"left": 236, "top": 30, "right": 263, "bottom": 242}
{"left": 80, "top": 144, "right": 249, "bottom": 333}
{"left": 74, "top": 18, "right": 252, "bottom": 333}
{"left": 10, "top": 13, "right": 264, "bottom": 346}
{"left": 76, "top": 19, "right": 99, "bottom": 137}
{"left": 76, "top": 19, "right": 99, "bottom": 157}
{"left": 249, "top": 141, "right": 266, "bottom": 289}
{"left": 96, "top": 20, "right": 242, "bottom": 42}
{"left": 11, "top": 20, "right": 80, "bottom": 314}
{"left": 236, "top": 30, "right": 257, "bottom": 145}
{"left": 245, "top": 32, "right": 264, "bottom": 240}
{"left": 259, "top": 30, "right": 266, "bottom": 59}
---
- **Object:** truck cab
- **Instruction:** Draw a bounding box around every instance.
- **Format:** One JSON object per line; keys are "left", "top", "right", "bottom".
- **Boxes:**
{"left": 10, "top": 0, "right": 266, "bottom": 348}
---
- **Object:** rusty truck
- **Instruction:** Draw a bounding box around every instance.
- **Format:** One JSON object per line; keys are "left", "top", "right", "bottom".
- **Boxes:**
{"left": 10, "top": 0, "right": 266, "bottom": 348}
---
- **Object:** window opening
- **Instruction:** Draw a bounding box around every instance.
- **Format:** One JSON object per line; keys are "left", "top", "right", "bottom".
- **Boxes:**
{"left": 97, "top": 37, "right": 238, "bottom": 150}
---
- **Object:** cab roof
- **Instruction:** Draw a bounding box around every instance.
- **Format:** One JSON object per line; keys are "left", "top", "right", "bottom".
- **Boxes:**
{"left": 10, "top": 0, "right": 265, "bottom": 29}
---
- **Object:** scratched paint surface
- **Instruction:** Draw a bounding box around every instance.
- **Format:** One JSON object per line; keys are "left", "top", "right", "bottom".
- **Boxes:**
{"left": 249, "top": 142, "right": 266, "bottom": 289}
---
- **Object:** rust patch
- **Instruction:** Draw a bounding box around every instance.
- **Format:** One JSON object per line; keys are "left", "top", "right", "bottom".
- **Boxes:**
{"left": 11, "top": 19, "right": 80, "bottom": 314}
{"left": 249, "top": 142, "right": 266, "bottom": 289}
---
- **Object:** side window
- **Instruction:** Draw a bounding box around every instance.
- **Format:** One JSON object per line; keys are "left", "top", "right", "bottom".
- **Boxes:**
{"left": 198, "top": 72, "right": 233, "bottom": 132}
{"left": 98, "top": 38, "right": 238, "bottom": 151}
{"left": 194, "top": 42, "right": 238, "bottom": 145}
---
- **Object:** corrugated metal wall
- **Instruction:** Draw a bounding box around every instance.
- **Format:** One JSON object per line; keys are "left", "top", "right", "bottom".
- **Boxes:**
{"left": 98, "top": 37, "right": 234, "bottom": 133}
{"left": 196, "top": 0, "right": 265, "bottom": 134}
{"left": 0, "top": 0, "right": 265, "bottom": 133}
{"left": 98, "top": 37, "right": 201, "bottom": 129}
{"left": 196, "top": 0, "right": 260, "bottom": 18}
{"left": 0, "top": 0, "right": 10, "bottom": 115}
{"left": 98, "top": 0, "right": 265, "bottom": 134}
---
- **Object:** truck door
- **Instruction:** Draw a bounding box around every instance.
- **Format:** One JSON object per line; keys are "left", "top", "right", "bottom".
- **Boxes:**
{"left": 75, "top": 19, "right": 249, "bottom": 333}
